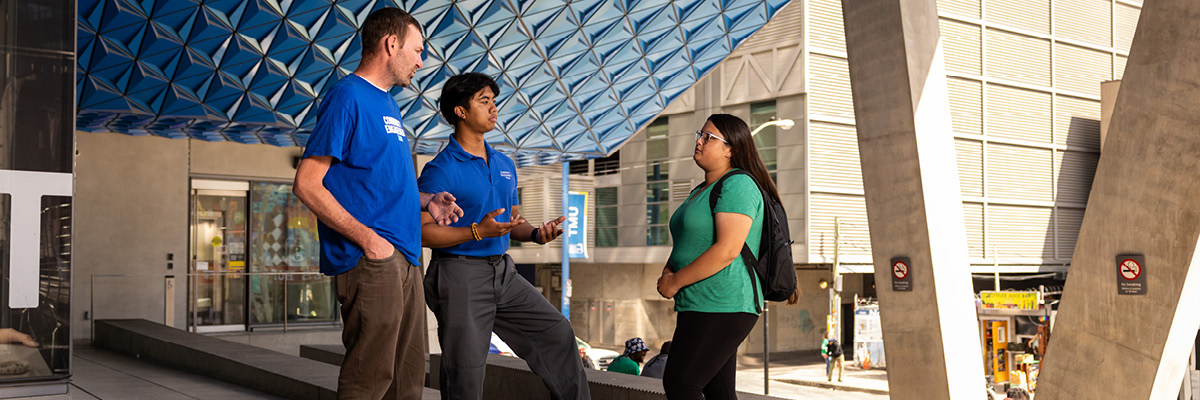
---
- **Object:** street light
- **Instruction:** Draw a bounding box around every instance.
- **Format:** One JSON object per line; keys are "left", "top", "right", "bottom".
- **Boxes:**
{"left": 754, "top": 117, "right": 795, "bottom": 396}
{"left": 751, "top": 119, "right": 795, "bottom": 136}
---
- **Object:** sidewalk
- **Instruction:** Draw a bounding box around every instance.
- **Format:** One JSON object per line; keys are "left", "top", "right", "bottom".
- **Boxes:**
{"left": 737, "top": 353, "right": 889, "bottom": 397}
{"left": 769, "top": 362, "right": 888, "bottom": 395}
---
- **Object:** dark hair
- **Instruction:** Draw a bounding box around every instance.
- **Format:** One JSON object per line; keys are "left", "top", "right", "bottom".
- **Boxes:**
{"left": 360, "top": 8, "right": 420, "bottom": 59}
{"left": 1005, "top": 387, "right": 1030, "bottom": 400}
{"left": 707, "top": 114, "right": 781, "bottom": 203}
{"left": 440, "top": 72, "right": 500, "bottom": 126}
{"left": 660, "top": 341, "right": 671, "bottom": 354}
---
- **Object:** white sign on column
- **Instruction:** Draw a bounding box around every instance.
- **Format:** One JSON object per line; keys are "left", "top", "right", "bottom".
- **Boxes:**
{"left": 0, "top": 170, "right": 73, "bottom": 308}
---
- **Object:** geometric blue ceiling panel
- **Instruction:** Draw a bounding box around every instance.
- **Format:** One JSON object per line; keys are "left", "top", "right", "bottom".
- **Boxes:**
{"left": 78, "top": 0, "right": 793, "bottom": 163}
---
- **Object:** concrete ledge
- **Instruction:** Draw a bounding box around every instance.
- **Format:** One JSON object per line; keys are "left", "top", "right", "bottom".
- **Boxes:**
{"left": 299, "top": 344, "right": 345, "bottom": 366}
{"left": 301, "top": 344, "right": 786, "bottom": 400}
{"left": 94, "top": 319, "right": 438, "bottom": 400}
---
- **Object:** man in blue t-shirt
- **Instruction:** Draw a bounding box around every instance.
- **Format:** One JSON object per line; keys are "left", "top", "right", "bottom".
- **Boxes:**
{"left": 418, "top": 72, "right": 589, "bottom": 400}
{"left": 293, "top": 8, "right": 462, "bottom": 400}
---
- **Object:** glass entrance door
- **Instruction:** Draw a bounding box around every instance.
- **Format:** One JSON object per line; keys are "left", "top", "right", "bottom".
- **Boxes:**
{"left": 190, "top": 182, "right": 249, "bottom": 332}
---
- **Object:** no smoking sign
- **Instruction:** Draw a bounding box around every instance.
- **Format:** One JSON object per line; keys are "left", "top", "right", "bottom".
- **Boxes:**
{"left": 1117, "top": 254, "right": 1146, "bottom": 295}
{"left": 891, "top": 257, "right": 912, "bottom": 292}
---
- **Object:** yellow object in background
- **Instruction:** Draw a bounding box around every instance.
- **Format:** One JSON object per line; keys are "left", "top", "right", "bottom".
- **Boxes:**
{"left": 991, "top": 321, "right": 1009, "bottom": 383}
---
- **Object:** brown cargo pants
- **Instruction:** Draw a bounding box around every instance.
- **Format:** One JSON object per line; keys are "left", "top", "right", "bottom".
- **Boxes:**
{"left": 335, "top": 249, "right": 426, "bottom": 400}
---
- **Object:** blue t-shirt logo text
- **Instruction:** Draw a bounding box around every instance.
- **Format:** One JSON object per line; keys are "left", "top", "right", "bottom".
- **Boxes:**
{"left": 383, "top": 116, "right": 405, "bottom": 142}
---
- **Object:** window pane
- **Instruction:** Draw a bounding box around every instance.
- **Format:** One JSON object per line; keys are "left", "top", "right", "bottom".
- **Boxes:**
{"left": 647, "top": 182, "right": 669, "bottom": 202}
{"left": 751, "top": 101, "right": 777, "bottom": 124}
{"left": 597, "top": 227, "right": 618, "bottom": 247}
{"left": 596, "top": 187, "right": 618, "bottom": 206}
{"left": 646, "top": 160, "right": 670, "bottom": 181}
{"left": 597, "top": 206, "right": 618, "bottom": 227}
{"left": 755, "top": 130, "right": 777, "bottom": 149}
{"left": 647, "top": 203, "right": 669, "bottom": 225}
{"left": 595, "top": 151, "right": 621, "bottom": 175}
{"left": 647, "top": 226, "right": 670, "bottom": 246}
{"left": 646, "top": 138, "right": 668, "bottom": 160}
{"left": 761, "top": 148, "right": 777, "bottom": 171}
{"left": 750, "top": 101, "right": 779, "bottom": 145}
{"left": 249, "top": 182, "right": 336, "bottom": 325}
{"left": 569, "top": 160, "right": 590, "bottom": 174}
{"left": 647, "top": 117, "right": 669, "bottom": 138}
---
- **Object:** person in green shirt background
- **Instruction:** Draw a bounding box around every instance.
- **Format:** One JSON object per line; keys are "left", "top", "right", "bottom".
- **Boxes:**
{"left": 656, "top": 114, "right": 779, "bottom": 399}
{"left": 607, "top": 337, "right": 650, "bottom": 375}
{"left": 821, "top": 332, "right": 831, "bottom": 377}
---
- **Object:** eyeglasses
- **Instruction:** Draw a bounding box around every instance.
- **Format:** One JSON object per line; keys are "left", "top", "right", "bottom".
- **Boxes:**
{"left": 695, "top": 130, "right": 728, "bottom": 145}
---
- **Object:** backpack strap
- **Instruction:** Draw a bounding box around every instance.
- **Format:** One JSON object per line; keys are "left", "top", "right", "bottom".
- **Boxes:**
{"left": 706, "top": 169, "right": 764, "bottom": 313}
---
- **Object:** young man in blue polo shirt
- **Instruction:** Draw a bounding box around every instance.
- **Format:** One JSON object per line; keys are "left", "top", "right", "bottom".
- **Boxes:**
{"left": 418, "top": 72, "right": 590, "bottom": 400}
{"left": 293, "top": 8, "right": 463, "bottom": 400}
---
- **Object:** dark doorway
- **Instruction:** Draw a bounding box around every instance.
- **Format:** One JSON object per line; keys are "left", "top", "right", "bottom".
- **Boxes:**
{"left": 842, "top": 303, "right": 855, "bottom": 361}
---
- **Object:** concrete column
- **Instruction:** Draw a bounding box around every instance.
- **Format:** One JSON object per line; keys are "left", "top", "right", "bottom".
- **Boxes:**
{"left": 840, "top": 0, "right": 985, "bottom": 398}
{"left": 1036, "top": 0, "right": 1200, "bottom": 398}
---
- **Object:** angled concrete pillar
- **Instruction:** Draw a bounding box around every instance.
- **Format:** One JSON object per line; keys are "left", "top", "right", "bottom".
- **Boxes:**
{"left": 1037, "top": 0, "right": 1200, "bottom": 398}
{"left": 840, "top": 0, "right": 984, "bottom": 399}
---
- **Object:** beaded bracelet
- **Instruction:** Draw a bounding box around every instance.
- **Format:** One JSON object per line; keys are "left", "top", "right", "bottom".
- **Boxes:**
{"left": 531, "top": 227, "right": 544, "bottom": 245}
{"left": 470, "top": 222, "right": 482, "bottom": 241}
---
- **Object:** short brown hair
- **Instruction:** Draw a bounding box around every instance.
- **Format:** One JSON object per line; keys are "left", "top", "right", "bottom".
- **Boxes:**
{"left": 360, "top": 8, "right": 421, "bottom": 59}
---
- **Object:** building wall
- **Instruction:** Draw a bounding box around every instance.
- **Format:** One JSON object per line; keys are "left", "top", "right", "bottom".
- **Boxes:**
{"left": 190, "top": 140, "right": 303, "bottom": 180}
{"left": 73, "top": 132, "right": 303, "bottom": 341}
{"left": 515, "top": 0, "right": 1143, "bottom": 354}
{"left": 742, "top": 269, "right": 852, "bottom": 355}
{"left": 75, "top": 132, "right": 189, "bottom": 340}
{"left": 565, "top": 263, "right": 676, "bottom": 349}
{"left": 805, "top": 0, "right": 1141, "bottom": 270}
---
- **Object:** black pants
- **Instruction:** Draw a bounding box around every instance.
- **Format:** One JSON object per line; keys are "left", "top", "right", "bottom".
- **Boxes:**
{"left": 663, "top": 311, "right": 759, "bottom": 400}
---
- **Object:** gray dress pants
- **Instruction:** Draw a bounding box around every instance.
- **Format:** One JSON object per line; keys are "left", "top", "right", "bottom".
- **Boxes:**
{"left": 425, "top": 253, "right": 590, "bottom": 400}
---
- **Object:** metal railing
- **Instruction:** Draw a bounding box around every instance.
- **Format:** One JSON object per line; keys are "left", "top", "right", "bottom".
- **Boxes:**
{"left": 90, "top": 271, "right": 335, "bottom": 339}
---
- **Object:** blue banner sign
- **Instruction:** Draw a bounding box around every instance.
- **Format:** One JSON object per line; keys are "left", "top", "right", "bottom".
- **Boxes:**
{"left": 566, "top": 191, "right": 589, "bottom": 259}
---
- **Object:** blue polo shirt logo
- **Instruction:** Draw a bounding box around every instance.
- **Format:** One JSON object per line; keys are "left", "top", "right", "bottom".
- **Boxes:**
{"left": 383, "top": 116, "right": 405, "bottom": 142}
{"left": 500, "top": 171, "right": 513, "bottom": 180}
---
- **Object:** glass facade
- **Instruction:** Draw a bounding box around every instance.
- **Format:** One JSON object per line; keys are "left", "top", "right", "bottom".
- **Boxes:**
{"left": 248, "top": 183, "right": 334, "bottom": 326}
{"left": 595, "top": 187, "right": 618, "bottom": 247}
{"left": 645, "top": 118, "right": 670, "bottom": 246}
{"left": 190, "top": 192, "right": 248, "bottom": 328}
{"left": 0, "top": 0, "right": 76, "bottom": 383}
{"left": 750, "top": 101, "right": 779, "bottom": 182}
{"left": 189, "top": 181, "right": 336, "bottom": 331}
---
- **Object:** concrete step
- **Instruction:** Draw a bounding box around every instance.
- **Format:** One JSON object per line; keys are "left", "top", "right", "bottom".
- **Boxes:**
{"left": 299, "top": 344, "right": 345, "bottom": 367}
{"left": 301, "top": 344, "right": 789, "bottom": 400}
{"left": 93, "top": 319, "right": 439, "bottom": 400}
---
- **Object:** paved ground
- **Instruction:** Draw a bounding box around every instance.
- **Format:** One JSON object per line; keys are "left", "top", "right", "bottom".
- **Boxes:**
{"left": 15, "top": 346, "right": 284, "bottom": 400}
{"left": 737, "top": 368, "right": 888, "bottom": 399}
{"left": 734, "top": 353, "right": 889, "bottom": 400}
{"left": 39, "top": 344, "right": 1200, "bottom": 400}
{"left": 738, "top": 363, "right": 888, "bottom": 398}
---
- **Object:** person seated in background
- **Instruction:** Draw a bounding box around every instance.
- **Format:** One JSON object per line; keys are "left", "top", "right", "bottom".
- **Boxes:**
{"left": 606, "top": 338, "right": 650, "bottom": 376}
{"left": 640, "top": 341, "right": 670, "bottom": 379}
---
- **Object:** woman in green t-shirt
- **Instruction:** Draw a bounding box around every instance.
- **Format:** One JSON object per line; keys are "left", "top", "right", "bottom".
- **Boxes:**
{"left": 655, "top": 114, "right": 781, "bottom": 399}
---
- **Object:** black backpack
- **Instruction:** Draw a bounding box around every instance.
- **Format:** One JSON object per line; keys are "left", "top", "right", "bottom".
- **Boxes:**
{"left": 827, "top": 339, "right": 843, "bottom": 357}
{"left": 696, "top": 170, "right": 798, "bottom": 312}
